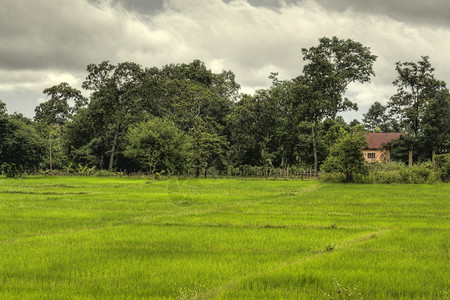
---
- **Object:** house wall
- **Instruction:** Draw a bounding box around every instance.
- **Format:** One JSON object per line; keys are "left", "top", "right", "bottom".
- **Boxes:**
{"left": 363, "top": 149, "right": 387, "bottom": 163}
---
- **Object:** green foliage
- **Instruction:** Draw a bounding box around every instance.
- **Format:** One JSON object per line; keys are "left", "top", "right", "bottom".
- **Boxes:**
{"left": 378, "top": 59, "right": 449, "bottom": 162}
{"left": 368, "top": 161, "right": 439, "bottom": 184}
{"left": 33, "top": 122, "right": 69, "bottom": 170}
{"left": 322, "top": 160, "right": 443, "bottom": 184}
{"left": 435, "top": 154, "right": 450, "bottom": 182}
{"left": 1, "top": 163, "right": 22, "bottom": 178}
{"left": 0, "top": 116, "right": 45, "bottom": 176}
{"left": 34, "top": 82, "right": 87, "bottom": 125}
{"left": 124, "top": 118, "right": 190, "bottom": 174}
{"left": 322, "top": 132, "right": 368, "bottom": 182}
{"left": 75, "top": 164, "right": 96, "bottom": 175}
{"left": 189, "top": 119, "right": 228, "bottom": 177}
{"left": 423, "top": 89, "right": 450, "bottom": 154}
{"left": 362, "top": 101, "right": 392, "bottom": 132}
{"left": 5, "top": 47, "right": 449, "bottom": 177}
{"left": 388, "top": 56, "right": 446, "bottom": 139}
{"left": 63, "top": 109, "right": 104, "bottom": 168}
{"left": 298, "top": 36, "right": 377, "bottom": 120}
{"left": 82, "top": 61, "right": 146, "bottom": 171}
{"left": 0, "top": 98, "right": 7, "bottom": 116}
{"left": 322, "top": 119, "right": 348, "bottom": 148}
{"left": 227, "top": 92, "right": 277, "bottom": 166}
{"left": 386, "top": 135, "right": 410, "bottom": 164}
{"left": 295, "top": 36, "right": 377, "bottom": 173}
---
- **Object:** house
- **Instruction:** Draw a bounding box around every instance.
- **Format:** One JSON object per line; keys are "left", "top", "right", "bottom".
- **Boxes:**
{"left": 363, "top": 133, "right": 405, "bottom": 163}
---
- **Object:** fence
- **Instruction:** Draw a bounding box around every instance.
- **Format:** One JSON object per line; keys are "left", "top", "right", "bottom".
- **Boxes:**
{"left": 182, "top": 165, "right": 319, "bottom": 179}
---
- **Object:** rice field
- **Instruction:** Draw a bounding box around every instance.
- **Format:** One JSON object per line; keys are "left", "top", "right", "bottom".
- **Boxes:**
{"left": 0, "top": 176, "right": 448, "bottom": 299}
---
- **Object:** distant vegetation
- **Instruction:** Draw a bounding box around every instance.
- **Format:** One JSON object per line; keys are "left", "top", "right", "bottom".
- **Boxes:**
{"left": 0, "top": 36, "right": 448, "bottom": 181}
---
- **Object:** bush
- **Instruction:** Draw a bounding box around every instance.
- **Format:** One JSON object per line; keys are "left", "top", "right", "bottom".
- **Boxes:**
{"left": 321, "top": 161, "right": 441, "bottom": 184}
{"left": 124, "top": 118, "right": 190, "bottom": 174}
{"left": 319, "top": 172, "right": 346, "bottom": 183}
{"left": 436, "top": 153, "right": 450, "bottom": 182}
{"left": 321, "top": 132, "right": 368, "bottom": 182}
{"left": 1, "top": 163, "right": 21, "bottom": 178}
{"left": 0, "top": 117, "right": 45, "bottom": 176}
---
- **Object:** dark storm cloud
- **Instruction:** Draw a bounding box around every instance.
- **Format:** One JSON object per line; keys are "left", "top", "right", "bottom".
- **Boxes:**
{"left": 102, "top": 0, "right": 165, "bottom": 15}
{"left": 223, "top": 0, "right": 450, "bottom": 26}
{"left": 315, "top": 0, "right": 442, "bottom": 25}
{"left": 0, "top": 1, "right": 103, "bottom": 71}
{"left": 315, "top": 0, "right": 450, "bottom": 27}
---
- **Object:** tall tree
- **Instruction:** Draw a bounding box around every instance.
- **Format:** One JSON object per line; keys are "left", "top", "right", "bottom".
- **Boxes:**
{"left": 295, "top": 36, "right": 377, "bottom": 174}
{"left": 322, "top": 131, "right": 368, "bottom": 182}
{"left": 154, "top": 60, "right": 237, "bottom": 129}
{"left": 388, "top": 56, "right": 446, "bottom": 139}
{"left": 151, "top": 61, "right": 235, "bottom": 175}
{"left": 34, "top": 82, "right": 87, "bottom": 125}
{"left": 189, "top": 117, "right": 228, "bottom": 177}
{"left": 362, "top": 101, "right": 392, "bottom": 132}
{"left": 82, "top": 61, "right": 145, "bottom": 171}
{"left": 0, "top": 99, "right": 6, "bottom": 116}
{"left": 226, "top": 92, "right": 277, "bottom": 166}
{"left": 64, "top": 108, "right": 104, "bottom": 167}
{"left": 124, "top": 118, "right": 190, "bottom": 174}
{"left": 0, "top": 116, "right": 45, "bottom": 176}
{"left": 422, "top": 89, "right": 450, "bottom": 161}
{"left": 267, "top": 75, "right": 303, "bottom": 166}
{"left": 34, "top": 83, "right": 87, "bottom": 170}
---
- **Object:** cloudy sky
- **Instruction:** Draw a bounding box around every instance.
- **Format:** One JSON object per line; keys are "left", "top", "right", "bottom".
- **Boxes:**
{"left": 1, "top": 0, "right": 449, "bottom": 121}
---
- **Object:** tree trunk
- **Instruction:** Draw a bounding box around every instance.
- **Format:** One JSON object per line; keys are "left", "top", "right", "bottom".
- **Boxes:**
{"left": 385, "top": 149, "right": 390, "bottom": 167}
{"left": 346, "top": 172, "right": 352, "bottom": 182}
{"left": 432, "top": 150, "right": 436, "bottom": 167}
{"left": 108, "top": 131, "right": 118, "bottom": 172}
{"left": 408, "top": 150, "right": 413, "bottom": 169}
{"left": 312, "top": 124, "right": 318, "bottom": 177}
{"left": 196, "top": 167, "right": 200, "bottom": 178}
{"left": 49, "top": 131, "right": 52, "bottom": 171}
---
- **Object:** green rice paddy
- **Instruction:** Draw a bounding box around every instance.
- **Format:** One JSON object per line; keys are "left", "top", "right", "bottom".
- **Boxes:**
{"left": 0, "top": 177, "right": 448, "bottom": 299}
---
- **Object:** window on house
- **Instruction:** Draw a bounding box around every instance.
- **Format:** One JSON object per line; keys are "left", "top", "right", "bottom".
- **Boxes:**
{"left": 367, "top": 152, "right": 376, "bottom": 159}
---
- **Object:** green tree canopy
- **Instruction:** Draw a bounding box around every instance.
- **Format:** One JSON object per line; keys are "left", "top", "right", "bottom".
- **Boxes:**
{"left": 322, "top": 131, "right": 368, "bottom": 182}
{"left": 0, "top": 99, "right": 7, "bottom": 116}
{"left": 226, "top": 92, "right": 277, "bottom": 166}
{"left": 34, "top": 82, "right": 87, "bottom": 125}
{"left": 388, "top": 56, "right": 446, "bottom": 139}
{"left": 124, "top": 118, "right": 190, "bottom": 174}
{"left": 362, "top": 101, "right": 392, "bottom": 132}
{"left": 295, "top": 36, "right": 377, "bottom": 174}
{"left": 0, "top": 116, "right": 45, "bottom": 176}
{"left": 82, "top": 61, "right": 146, "bottom": 171}
{"left": 422, "top": 89, "right": 450, "bottom": 156}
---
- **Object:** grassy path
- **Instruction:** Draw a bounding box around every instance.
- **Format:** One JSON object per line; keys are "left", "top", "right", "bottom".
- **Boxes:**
{"left": 202, "top": 229, "right": 387, "bottom": 299}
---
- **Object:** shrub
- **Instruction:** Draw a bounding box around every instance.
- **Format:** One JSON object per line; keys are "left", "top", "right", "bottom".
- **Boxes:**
{"left": 436, "top": 153, "right": 450, "bottom": 182}
{"left": 320, "top": 172, "right": 347, "bottom": 183}
{"left": 322, "top": 161, "right": 441, "bottom": 184}
{"left": 374, "top": 161, "right": 439, "bottom": 184}
{"left": 1, "top": 163, "right": 21, "bottom": 178}
{"left": 321, "top": 132, "right": 368, "bottom": 182}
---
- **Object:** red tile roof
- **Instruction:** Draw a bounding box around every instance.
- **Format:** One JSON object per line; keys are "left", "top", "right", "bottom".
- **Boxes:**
{"left": 366, "top": 133, "right": 405, "bottom": 149}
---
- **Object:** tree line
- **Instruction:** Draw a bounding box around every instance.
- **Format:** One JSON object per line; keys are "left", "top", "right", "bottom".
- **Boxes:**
{"left": 1, "top": 37, "right": 449, "bottom": 178}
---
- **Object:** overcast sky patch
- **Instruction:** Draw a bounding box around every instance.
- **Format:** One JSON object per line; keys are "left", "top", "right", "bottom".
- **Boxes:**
{"left": 0, "top": 0, "right": 449, "bottom": 121}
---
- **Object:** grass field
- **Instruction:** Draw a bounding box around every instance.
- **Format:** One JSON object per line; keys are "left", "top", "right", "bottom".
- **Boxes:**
{"left": 0, "top": 176, "right": 448, "bottom": 299}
